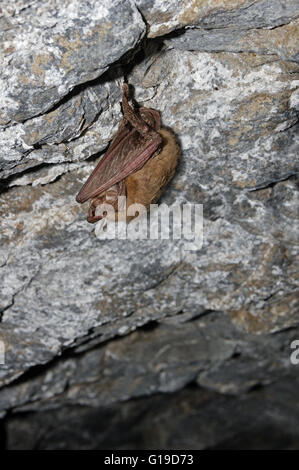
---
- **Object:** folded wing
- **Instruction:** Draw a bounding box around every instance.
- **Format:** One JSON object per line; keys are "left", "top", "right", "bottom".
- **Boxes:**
{"left": 76, "top": 110, "right": 162, "bottom": 204}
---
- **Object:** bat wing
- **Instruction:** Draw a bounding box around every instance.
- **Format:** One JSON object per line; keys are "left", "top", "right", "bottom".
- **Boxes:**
{"left": 76, "top": 112, "right": 162, "bottom": 204}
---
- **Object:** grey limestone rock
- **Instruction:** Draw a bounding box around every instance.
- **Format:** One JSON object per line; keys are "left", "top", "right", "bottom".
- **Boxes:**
{"left": 0, "top": 0, "right": 298, "bottom": 450}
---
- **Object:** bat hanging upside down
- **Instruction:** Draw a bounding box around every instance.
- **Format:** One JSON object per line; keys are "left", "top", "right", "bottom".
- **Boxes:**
{"left": 76, "top": 84, "right": 180, "bottom": 223}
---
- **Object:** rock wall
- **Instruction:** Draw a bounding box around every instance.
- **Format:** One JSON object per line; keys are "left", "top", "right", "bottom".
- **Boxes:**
{"left": 0, "top": 0, "right": 298, "bottom": 449}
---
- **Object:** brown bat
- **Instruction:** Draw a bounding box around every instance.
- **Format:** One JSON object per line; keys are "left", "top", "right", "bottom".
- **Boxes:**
{"left": 76, "top": 84, "right": 180, "bottom": 223}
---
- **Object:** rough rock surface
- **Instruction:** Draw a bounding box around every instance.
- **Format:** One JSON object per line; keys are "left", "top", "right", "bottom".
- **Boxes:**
{"left": 0, "top": 0, "right": 298, "bottom": 449}
{"left": 0, "top": 0, "right": 144, "bottom": 124}
{"left": 136, "top": 0, "right": 299, "bottom": 38}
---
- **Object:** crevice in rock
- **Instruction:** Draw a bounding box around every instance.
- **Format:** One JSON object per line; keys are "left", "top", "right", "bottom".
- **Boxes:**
{"left": 192, "top": 17, "right": 299, "bottom": 33}
{"left": 248, "top": 173, "right": 298, "bottom": 192}
{"left": 161, "top": 27, "right": 188, "bottom": 40}
{"left": 0, "top": 267, "right": 41, "bottom": 321}
{"left": 185, "top": 309, "right": 216, "bottom": 323}
{"left": 0, "top": 315, "right": 162, "bottom": 395}
{"left": 1, "top": 43, "right": 136, "bottom": 132}
{"left": 0, "top": 163, "right": 58, "bottom": 194}
{"left": 262, "top": 16, "right": 299, "bottom": 31}
{"left": 0, "top": 153, "right": 104, "bottom": 194}
{"left": 134, "top": 3, "right": 150, "bottom": 36}
{"left": 270, "top": 324, "right": 299, "bottom": 336}
{"left": 137, "top": 319, "right": 159, "bottom": 332}
{"left": 0, "top": 36, "right": 166, "bottom": 186}
{"left": 0, "top": 299, "right": 14, "bottom": 322}
{"left": 0, "top": 307, "right": 220, "bottom": 411}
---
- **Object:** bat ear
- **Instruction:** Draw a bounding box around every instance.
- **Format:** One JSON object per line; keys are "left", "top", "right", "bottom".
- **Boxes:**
{"left": 140, "top": 108, "right": 161, "bottom": 131}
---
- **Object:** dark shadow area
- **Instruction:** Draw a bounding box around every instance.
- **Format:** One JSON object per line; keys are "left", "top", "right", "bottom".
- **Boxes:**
{"left": 2, "top": 375, "right": 299, "bottom": 450}
{"left": 0, "top": 417, "right": 6, "bottom": 450}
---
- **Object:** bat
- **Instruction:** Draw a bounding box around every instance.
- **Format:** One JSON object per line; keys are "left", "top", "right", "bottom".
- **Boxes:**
{"left": 76, "top": 84, "right": 180, "bottom": 223}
